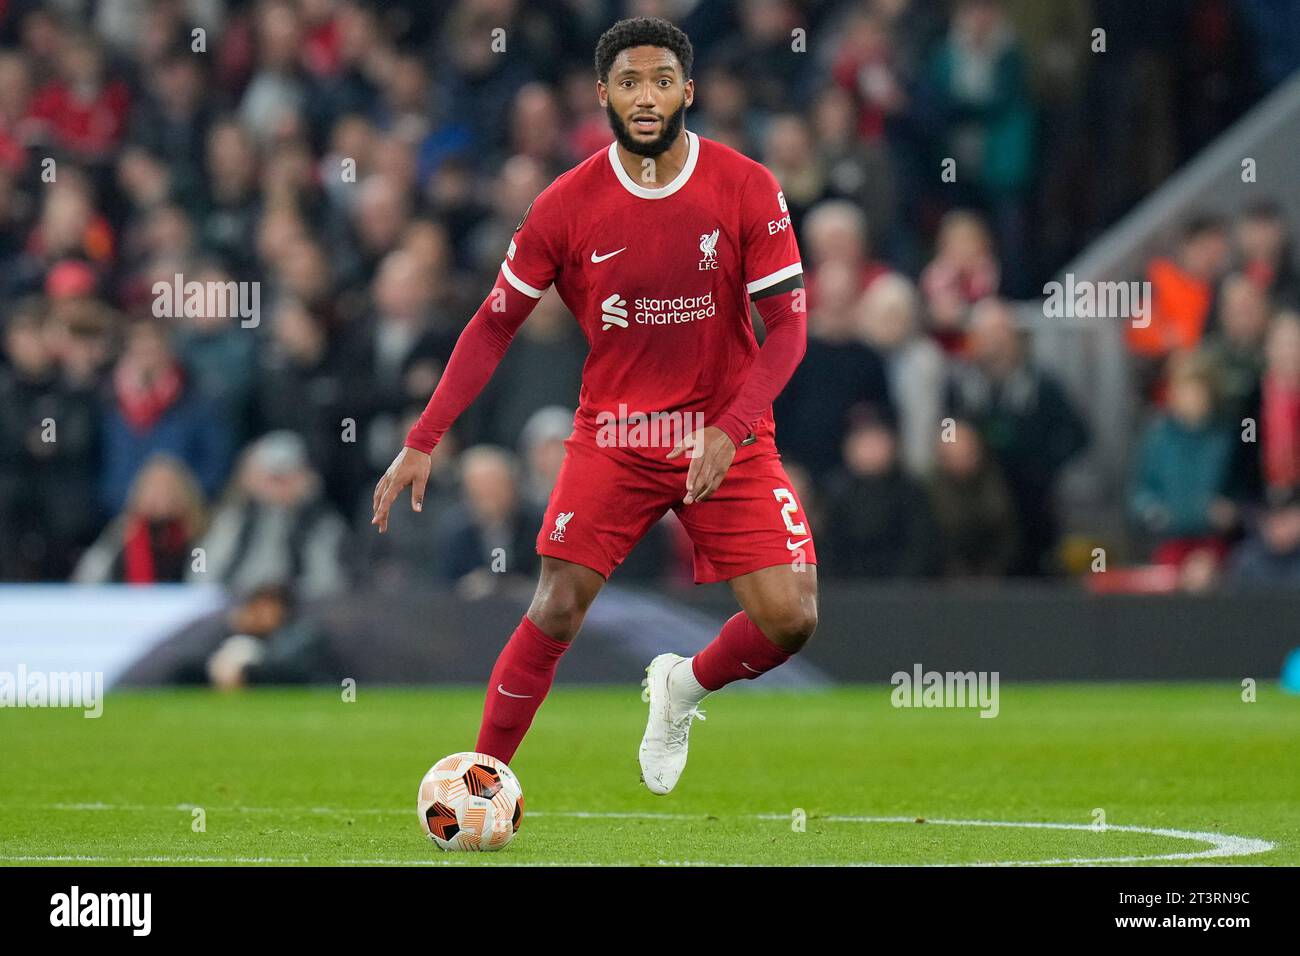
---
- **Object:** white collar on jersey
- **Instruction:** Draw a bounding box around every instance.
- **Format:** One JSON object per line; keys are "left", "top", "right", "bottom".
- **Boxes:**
{"left": 607, "top": 129, "right": 699, "bottom": 199}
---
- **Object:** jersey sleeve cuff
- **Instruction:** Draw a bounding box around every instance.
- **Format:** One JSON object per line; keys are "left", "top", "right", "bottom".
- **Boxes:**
{"left": 500, "top": 260, "right": 547, "bottom": 299}
{"left": 745, "top": 262, "right": 803, "bottom": 295}
{"left": 713, "top": 413, "right": 753, "bottom": 450}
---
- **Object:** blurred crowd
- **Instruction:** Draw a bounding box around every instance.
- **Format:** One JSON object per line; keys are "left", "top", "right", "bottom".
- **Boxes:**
{"left": 0, "top": 0, "right": 1296, "bottom": 597}
{"left": 1124, "top": 202, "right": 1300, "bottom": 589}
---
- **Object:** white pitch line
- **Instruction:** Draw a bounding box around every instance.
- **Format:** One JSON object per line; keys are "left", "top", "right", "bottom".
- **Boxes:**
{"left": 5, "top": 805, "right": 1276, "bottom": 866}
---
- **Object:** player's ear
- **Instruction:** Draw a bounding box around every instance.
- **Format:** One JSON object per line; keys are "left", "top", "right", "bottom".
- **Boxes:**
{"left": 596, "top": 80, "right": 607, "bottom": 108}
{"left": 683, "top": 78, "right": 694, "bottom": 108}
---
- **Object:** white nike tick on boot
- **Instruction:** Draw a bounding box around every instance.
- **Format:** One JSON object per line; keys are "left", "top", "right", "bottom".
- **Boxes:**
{"left": 639, "top": 653, "right": 708, "bottom": 795}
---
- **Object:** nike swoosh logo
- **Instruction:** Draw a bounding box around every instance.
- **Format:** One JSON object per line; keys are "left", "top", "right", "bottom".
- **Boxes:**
{"left": 590, "top": 247, "right": 627, "bottom": 263}
{"left": 741, "top": 662, "right": 761, "bottom": 674}
{"left": 497, "top": 684, "right": 533, "bottom": 699}
{"left": 786, "top": 537, "right": 811, "bottom": 551}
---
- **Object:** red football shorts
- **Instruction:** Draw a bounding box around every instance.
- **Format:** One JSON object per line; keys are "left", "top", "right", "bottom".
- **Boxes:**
{"left": 536, "top": 421, "right": 817, "bottom": 584}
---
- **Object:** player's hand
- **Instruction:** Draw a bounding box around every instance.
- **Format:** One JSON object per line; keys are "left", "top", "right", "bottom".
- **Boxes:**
{"left": 668, "top": 426, "right": 735, "bottom": 505}
{"left": 371, "top": 446, "right": 432, "bottom": 534}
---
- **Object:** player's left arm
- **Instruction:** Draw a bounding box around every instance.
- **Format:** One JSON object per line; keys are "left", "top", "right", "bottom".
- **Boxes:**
{"left": 669, "top": 165, "right": 806, "bottom": 505}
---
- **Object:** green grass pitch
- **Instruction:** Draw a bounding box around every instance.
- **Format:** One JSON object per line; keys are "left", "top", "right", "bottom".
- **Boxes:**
{"left": 2, "top": 683, "right": 1297, "bottom": 866}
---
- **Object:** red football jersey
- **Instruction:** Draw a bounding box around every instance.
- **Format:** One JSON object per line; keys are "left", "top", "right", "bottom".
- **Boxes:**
{"left": 501, "top": 130, "right": 803, "bottom": 450}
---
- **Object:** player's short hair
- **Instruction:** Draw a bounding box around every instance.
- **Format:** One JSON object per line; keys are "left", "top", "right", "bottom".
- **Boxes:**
{"left": 594, "top": 17, "right": 693, "bottom": 83}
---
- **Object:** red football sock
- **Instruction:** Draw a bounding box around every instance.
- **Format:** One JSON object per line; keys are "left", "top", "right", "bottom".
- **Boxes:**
{"left": 691, "top": 611, "right": 792, "bottom": 691}
{"left": 475, "top": 616, "right": 571, "bottom": 764}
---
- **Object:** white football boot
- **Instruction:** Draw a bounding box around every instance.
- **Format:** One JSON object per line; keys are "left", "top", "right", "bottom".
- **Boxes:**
{"left": 638, "top": 653, "right": 707, "bottom": 795}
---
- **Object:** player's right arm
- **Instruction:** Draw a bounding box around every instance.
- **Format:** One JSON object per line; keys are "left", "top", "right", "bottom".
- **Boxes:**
{"left": 372, "top": 188, "right": 565, "bottom": 533}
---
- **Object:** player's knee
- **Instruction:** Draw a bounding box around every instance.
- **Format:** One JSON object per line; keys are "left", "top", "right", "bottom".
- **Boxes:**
{"left": 528, "top": 581, "right": 595, "bottom": 641}
{"left": 762, "top": 601, "right": 818, "bottom": 652}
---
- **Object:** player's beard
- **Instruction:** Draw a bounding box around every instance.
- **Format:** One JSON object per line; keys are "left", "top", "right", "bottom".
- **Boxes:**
{"left": 606, "top": 98, "right": 687, "bottom": 157}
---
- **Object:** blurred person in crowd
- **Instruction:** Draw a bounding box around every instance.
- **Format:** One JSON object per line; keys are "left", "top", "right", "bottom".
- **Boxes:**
{"left": 348, "top": 172, "right": 411, "bottom": 280}
{"left": 920, "top": 208, "right": 999, "bottom": 354}
{"left": 518, "top": 405, "right": 574, "bottom": 511}
{"left": 1127, "top": 213, "right": 1232, "bottom": 394}
{"left": 948, "top": 297, "right": 1087, "bottom": 575}
{"left": 801, "top": 198, "right": 890, "bottom": 310}
{"left": 758, "top": 113, "right": 826, "bottom": 228}
{"left": 45, "top": 297, "right": 117, "bottom": 390}
{"left": 102, "top": 316, "right": 232, "bottom": 513}
{"left": 0, "top": 299, "right": 101, "bottom": 579}
{"left": 510, "top": 82, "right": 570, "bottom": 172}
{"left": 466, "top": 288, "right": 584, "bottom": 449}
{"left": 1233, "top": 199, "right": 1300, "bottom": 310}
{"left": 0, "top": 49, "right": 35, "bottom": 176}
{"left": 422, "top": 154, "right": 493, "bottom": 264}
{"left": 320, "top": 112, "right": 377, "bottom": 211}
{"left": 810, "top": 83, "right": 897, "bottom": 260}
{"left": 436, "top": 0, "right": 536, "bottom": 166}
{"left": 239, "top": 0, "right": 315, "bottom": 145}
{"left": 1229, "top": 490, "right": 1300, "bottom": 587}
{"left": 20, "top": 172, "right": 115, "bottom": 293}
{"left": 710, "top": 0, "right": 812, "bottom": 113}
{"left": 269, "top": 235, "right": 338, "bottom": 320}
{"left": 189, "top": 429, "right": 350, "bottom": 599}
{"left": 26, "top": 31, "right": 130, "bottom": 162}
{"left": 858, "top": 272, "right": 947, "bottom": 477}
{"left": 822, "top": 408, "right": 939, "bottom": 578}
{"left": 827, "top": 7, "right": 907, "bottom": 143}
{"left": 156, "top": 583, "right": 342, "bottom": 689}
{"left": 1129, "top": 352, "right": 1236, "bottom": 570}
{"left": 433, "top": 444, "right": 543, "bottom": 585}
{"left": 464, "top": 154, "right": 549, "bottom": 277}
{"left": 1200, "top": 272, "right": 1270, "bottom": 427}
{"left": 365, "top": 246, "right": 454, "bottom": 397}
{"left": 197, "top": 118, "right": 261, "bottom": 277}
{"left": 929, "top": 417, "right": 1017, "bottom": 577}
{"left": 691, "top": 61, "right": 764, "bottom": 155}
{"left": 74, "top": 453, "right": 207, "bottom": 584}
{"left": 1233, "top": 312, "right": 1300, "bottom": 507}
{"left": 357, "top": 407, "right": 461, "bottom": 592}
{"left": 773, "top": 258, "right": 894, "bottom": 478}
{"left": 127, "top": 48, "right": 214, "bottom": 191}
{"left": 923, "top": 0, "right": 1034, "bottom": 294}
{"left": 172, "top": 258, "right": 258, "bottom": 447}
{"left": 252, "top": 297, "right": 370, "bottom": 513}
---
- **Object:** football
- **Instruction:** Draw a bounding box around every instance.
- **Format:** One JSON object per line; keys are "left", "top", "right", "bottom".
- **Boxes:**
{"left": 417, "top": 752, "right": 524, "bottom": 851}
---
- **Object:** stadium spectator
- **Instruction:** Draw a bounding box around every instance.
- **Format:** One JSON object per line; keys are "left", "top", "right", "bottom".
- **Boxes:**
{"left": 0, "top": 298, "right": 101, "bottom": 579}
{"left": 1200, "top": 272, "right": 1271, "bottom": 427}
{"left": 923, "top": 0, "right": 1035, "bottom": 294}
{"left": 1234, "top": 199, "right": 1300, "bottom": 310}
{"left": 358, "top": 408, "right": 461, "bottom": 593}
{"left": 432, "top": 444, "right": 543, "bottom": 586}
{"left": 74, "top": 454, "right": 207, "bottom": 584}
{"left": 821, "top": 409, "right": 940, "bottom": 577}
{"left": 517, "top": 405, "right": 575, "bottom": 512}
{"left": 187, "top": 429, "right": 350, "bottom": 599}
{"left": 857, "top": 272, "right": 947, "bottom": 476}
{"left": 172, "top": 259, "right": 258, "bottom": 448}
{"left": 1256, "top": 312, "right": 1300, "bottom": 503}
{"left": 1128, "top": 352, "right": 1236, "bottom": 570}
{"left": 198, "top": 583, "right": 341, "bottom": 690}
{"left": 773, "top": 258, "right": 895, "bottom": 478}
{"left": 948, "top": 297, "right": 1088, "bottom": 574}
{"left": 801, "top": 198, "right": 891, "bottom": 311}
{"left": 1126, "top": 213, "right": 1232, "bottom": 392}
{"left": 465, "top": 289, "right": 585, "bottom": 450}
{"left": 920, "top": 209, "right": 999, "bottom": 354}
{"left": 27, "top": 32, "right": 130, "bottom": 162}
{"left": 1229, "top": 492, "right": 1300, "bottom": 587}
{"left": 928, "top": 417, "right": 1018, "bottom": 577}
{"left": 102, "top": 317, "right": 232, "bottom": 514}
